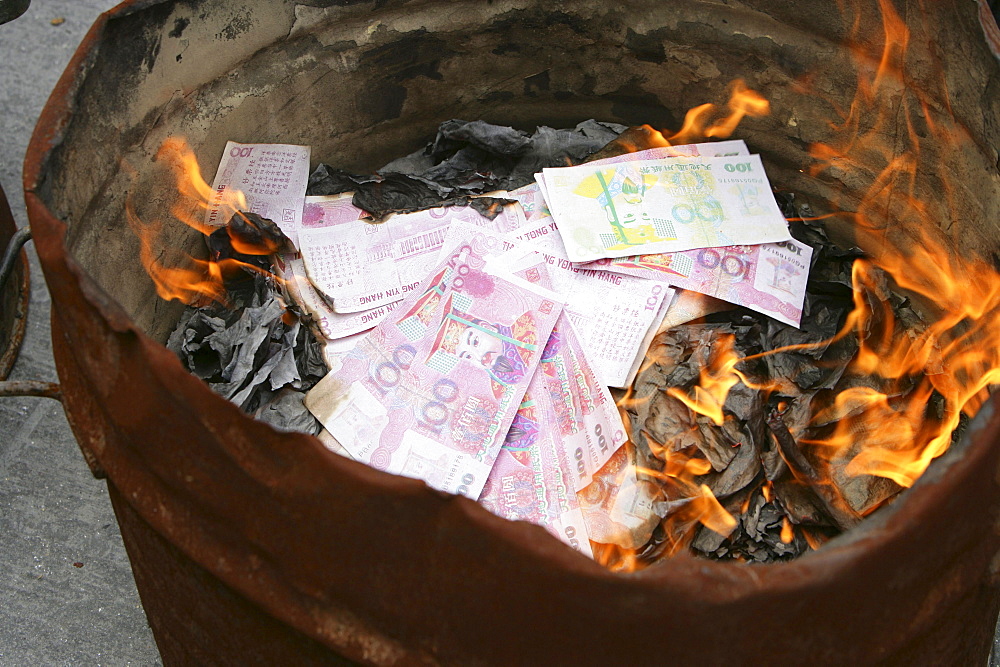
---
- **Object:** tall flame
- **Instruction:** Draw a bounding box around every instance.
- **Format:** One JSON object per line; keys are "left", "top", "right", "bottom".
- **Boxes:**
{"left": 125, "top": 137, "right": 276, "bottom": 305}
{"left": 608, "top": 0, "right": 1000, "bottom": 568}
{"left": 796, "top": 0, "right": 1000, "bottom": 490}
{"left": 158, "top": 137, "right": 248, "bottom": 235}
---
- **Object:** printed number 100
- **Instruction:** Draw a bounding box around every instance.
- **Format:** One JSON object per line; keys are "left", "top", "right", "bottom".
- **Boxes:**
{"left": 697, "top": 248, "right": 751, "bottom": 279}
{"left": 671, "top": 198, "right": 722, "bottom": 225}
{"left": 370, "top": 345, "right": 460, "bottom": 436}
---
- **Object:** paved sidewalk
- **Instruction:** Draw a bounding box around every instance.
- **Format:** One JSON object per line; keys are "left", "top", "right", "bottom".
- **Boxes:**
{"left": 0, "top": 1, "right": 160, "bottom": 663}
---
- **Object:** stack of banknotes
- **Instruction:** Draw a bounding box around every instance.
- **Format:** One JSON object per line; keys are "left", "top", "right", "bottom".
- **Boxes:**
{"left": 204, "top": 137, "right": 813, "bottom": 557}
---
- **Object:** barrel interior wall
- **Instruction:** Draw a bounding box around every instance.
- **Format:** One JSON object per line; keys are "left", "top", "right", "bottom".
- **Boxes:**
{"left": 45, "top": 0, "right": 1000, "bottom": 335}
{"left": 24, "top": 0, "right": 1000, "bottom": 662}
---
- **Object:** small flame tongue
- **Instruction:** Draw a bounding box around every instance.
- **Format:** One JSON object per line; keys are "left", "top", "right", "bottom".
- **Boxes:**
{"left": 666, "top": 334, "right": 747, "bottom": 427}
{"left": 126, "top": 138, "right": 285, "bottom": 306}
{"left": 588, "top": 79, "right": 770, "bottom": 159}
{"left": 670, "top": 79, "right": 770, "bottom": 145}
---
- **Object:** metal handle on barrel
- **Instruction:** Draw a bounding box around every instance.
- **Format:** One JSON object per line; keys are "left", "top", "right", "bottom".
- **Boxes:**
{"left": 0, "top": 225, "right": 59, "bottom": 400}
{"left": 0, "top": 159, "right": 60, "bottom": 401}
{"left": 0, "top": 0, "right": 56, "bottom": 400}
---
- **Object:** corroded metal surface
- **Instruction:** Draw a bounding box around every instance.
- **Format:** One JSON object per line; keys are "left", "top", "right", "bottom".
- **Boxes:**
{"left": 0, "top": 380, "right": 61, "bottom": 399}
{"left": 24, "top": 0, "right": 1000, "bottom": 664}
{"left": 0, "top": 183, "right": 28, "bottom": 380}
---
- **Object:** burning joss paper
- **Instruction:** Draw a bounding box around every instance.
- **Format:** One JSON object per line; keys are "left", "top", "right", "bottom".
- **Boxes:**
{"left": 578, "top": 443, "right": 661, "bottom": 549}
{"left": 168, "top": 112, "right": 972, "bottom": 573}
{"left": 540, "top": 154, "right": 791, "bottom": 262}
{"left": 205, "top": 141, "right": 311, "bottom": 245}
{"left": 507, "top": 306, "right": 627, "bottom": 491}
{"left": 544, "top": 138, "right": 813, "bottom": 327}
{"left": 305, "top": 231, "right": 564, "bottom": 499}
{"left": 530, "top": 139, "right": 752, "bottom": 208}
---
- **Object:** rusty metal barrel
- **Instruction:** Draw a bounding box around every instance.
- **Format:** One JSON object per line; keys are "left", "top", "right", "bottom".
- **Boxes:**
{"left": 24, "top": 0, "right": 1000, "bottom": 663}
{"left": 0, "top": 184, "right": 29, "bottom": 381}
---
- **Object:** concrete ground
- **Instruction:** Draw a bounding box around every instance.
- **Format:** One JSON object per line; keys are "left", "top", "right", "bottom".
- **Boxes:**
{"left": 0, "top": 1, "right": 161, "bottom": 664}
{"left": 1, "top": 1, "right": 999, "bottom": 665}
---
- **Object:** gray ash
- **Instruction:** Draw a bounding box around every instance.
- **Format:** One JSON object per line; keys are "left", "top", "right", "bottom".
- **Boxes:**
{"left": 167, "top": 214, "right": 326, "bottom": 435}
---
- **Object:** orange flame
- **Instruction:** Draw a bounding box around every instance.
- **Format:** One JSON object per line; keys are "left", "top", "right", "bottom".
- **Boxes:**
{"left": 158, "top": 137, "right": 247, "bottom": 234}
{"left": 666, "top": 334, "right": 748, "bottom": 426}
{"left": 126, "top": 137, "right": 280, "bottom": 305}
{"left": 605, "top": 0, "right": 1000, "bottom": 569}
{"left": 668, "top": 79, "right": 770, "bottom": 146}
{"left": 643, "top": 435, "right": 738, "bottom": 557}
{"left": 593, "top": 543, "right": 640, "bottom": 573}
{"left": 125, "top": 196, "right": 225, "bottom": 304}
{"left": 780, "top": 517, "right": 794, "bottom": 544}
{"left": 793, "top": 0, "right": 1000, "bottom": 490}
{"left": 608, "top": 79, "right": 771, "bottom": 154}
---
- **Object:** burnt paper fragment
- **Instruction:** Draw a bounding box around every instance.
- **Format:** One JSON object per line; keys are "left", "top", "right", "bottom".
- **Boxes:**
{"left": 350, "top": 173, "right": 443, "bottom": 218}
{"left": 253, "top": 387, "right": 322, "bottom": 435}
{"left": 167, "top": 249, "right": 325, "bottom": 431}
{"left": 307, "top": 164, "right": 371, "bottom": 196}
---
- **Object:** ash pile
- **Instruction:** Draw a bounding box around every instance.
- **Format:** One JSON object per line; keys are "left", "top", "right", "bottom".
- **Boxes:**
{"left": 165, "top": 116, "right": 942, "bottom": 569}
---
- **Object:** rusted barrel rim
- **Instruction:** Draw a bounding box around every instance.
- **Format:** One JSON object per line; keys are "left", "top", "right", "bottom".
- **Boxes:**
{"left": 22, "top": 0, "right": 1000, "bottom": 660}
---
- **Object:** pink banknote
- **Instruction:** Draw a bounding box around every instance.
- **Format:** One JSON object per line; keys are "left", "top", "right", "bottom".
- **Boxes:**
{"left": 501, "top": 224, "right": 673, "bottom": 387}
{"left": 508, "top": 182, "right": 552, "bottom": 226}
{"left": 501, "top": 296, "right": 627, "bottom": 490}
{"left": 274, "top": 253, "right": 393, "bottom": 341}
{"left": 588, "top": 238, "right": 813, "bottom": 327}
{"left": 305, "top": 231, "right": 563, "bottom": 499}
{"left": 479, "top": 382, "right": 594, "bottom": 557}
{"left": 298, "top": 194, "right": 525, "bottom": 313}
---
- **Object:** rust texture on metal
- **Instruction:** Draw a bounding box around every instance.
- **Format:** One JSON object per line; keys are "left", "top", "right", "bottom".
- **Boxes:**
{"left": 0, "top": 183, "right": 29, "bottom": 380}
{"left": 23, "top": 0, "right": 1000, "bottom": 664}
{"left": 107, "top": 481, "right": 356, "bottom": 665}
{"left": 0, "top": 380, "right": 61, "bottom": 399}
